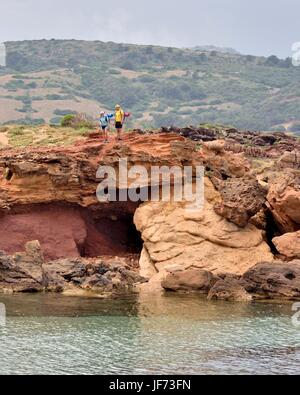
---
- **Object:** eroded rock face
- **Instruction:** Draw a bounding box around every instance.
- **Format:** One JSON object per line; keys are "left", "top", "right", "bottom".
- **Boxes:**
{"left": 0, "top": 203, "right": 142, "bottom": 261}
{"left": 212, "top": 176, "right": 267, "bottom": 227}
{"left": 277, "top": 151, "right": 300, "bottom": 170}
{"left": 199, "top": 140, "right": 250, "bottom": 178}
{"left": 1, "top": 129, "right": 300, "bottom": 299}
{"left": 242, "top": 261, "right": 300, "bottom": 300}
{"left": 161, "top": 262, "right": 300, "bottom": 301}
{"left": 266, "top": 171, "right": 300, "bottom": 233}
{"left": 134, "top": 178, "right": 273, "bottom": 292}
{"left": 163, "top": 126, "right": 300, "bottom": 160}
{"left": 0, "top": 241, "right": 45, "bottom": 292}
{"left": 0, "top": 132, "right": 193, "bottom": 209}
{"left": 0, "top": 241, "right": 146, "bottom": 294}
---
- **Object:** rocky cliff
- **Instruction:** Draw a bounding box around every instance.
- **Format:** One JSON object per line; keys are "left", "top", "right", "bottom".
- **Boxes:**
{"left": 0, "top": 128, "right": 299, "bottom": 299}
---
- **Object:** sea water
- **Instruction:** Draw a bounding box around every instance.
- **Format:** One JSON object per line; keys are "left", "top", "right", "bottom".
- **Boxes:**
{"left": 0, "top": 293, "right": 299, "bottom": 375}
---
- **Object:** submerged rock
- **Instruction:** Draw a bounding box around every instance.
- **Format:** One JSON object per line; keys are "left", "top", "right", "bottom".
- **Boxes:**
{"left": 208, "top": 277, "right": 252, "bottom": 302}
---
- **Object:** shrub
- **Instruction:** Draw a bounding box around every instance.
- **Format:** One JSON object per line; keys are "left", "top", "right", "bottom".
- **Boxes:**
{"left": 61, "top": 114, "right": 76, "bottom": 127}
{"left": 26, "top": 82, "right": 37, "bottom": 89}
{"left": 61, "top": 113, "right": 95, "bottom": 129}
{"left": 108, "top": 69, "right": 121, "bottom": 75}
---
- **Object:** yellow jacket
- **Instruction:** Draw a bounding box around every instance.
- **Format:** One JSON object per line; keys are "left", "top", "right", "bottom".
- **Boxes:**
{"left": 115, "top": 109, "right": 124, "bottom": 123}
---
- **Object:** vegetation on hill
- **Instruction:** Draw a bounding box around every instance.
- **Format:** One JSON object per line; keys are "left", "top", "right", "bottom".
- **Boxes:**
{"left": 0, "top": 39, "right": 299, "bottom": 131}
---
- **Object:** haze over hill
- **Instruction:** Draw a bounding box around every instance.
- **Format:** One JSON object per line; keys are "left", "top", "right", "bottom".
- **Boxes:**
{"left": 0, "top": 39, "right": 299, "bottom": 131}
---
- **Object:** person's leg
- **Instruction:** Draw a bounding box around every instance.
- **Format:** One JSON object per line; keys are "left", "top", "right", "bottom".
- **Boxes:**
{"left": 116, "top": 123, "right": 122, "bottom": 141}
{"left": 119, "top": 126, "right": 123, "bottom": 140}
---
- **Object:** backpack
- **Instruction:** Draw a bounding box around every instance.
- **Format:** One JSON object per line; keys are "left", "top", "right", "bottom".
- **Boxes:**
{"left": 100, "top": 115, "right": 109, "bottom": 127}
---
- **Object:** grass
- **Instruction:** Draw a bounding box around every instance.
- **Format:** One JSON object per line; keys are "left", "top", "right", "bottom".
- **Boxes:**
{"left": 5, "top": 124, "right": 93, "bottom": 148}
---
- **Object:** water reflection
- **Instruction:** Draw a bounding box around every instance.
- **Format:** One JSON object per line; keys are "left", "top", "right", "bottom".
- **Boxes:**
{"left": 0, "top": 293, "right": 299, "bottom": 374}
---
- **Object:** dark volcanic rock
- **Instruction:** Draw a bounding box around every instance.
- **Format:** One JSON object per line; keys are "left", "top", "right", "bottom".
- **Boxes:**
{"left": 0, "top": 241, "right": 146, "bottom": 294}
{"left": 161, "top": 263, "right": 300, "bottom": 301}
{"left": 0, "top": 240, "right": 45, "bottom": 292}
{"left": 212, "top": 176, "right": 267, "bottom": 227}
{"left": 242, "top": 261, "right": 300, "bottom": 300}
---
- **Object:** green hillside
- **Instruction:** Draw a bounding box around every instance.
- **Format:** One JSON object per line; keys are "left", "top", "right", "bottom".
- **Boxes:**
{"left": 0, "top": 39, "right": 299, "bottom": 130}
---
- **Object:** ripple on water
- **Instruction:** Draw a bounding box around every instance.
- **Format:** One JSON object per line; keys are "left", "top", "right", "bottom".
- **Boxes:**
{"left": 0, "top": 293, "right": 299, "bottom": 374}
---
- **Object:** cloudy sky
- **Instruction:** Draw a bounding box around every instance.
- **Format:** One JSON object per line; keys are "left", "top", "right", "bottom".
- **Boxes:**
{"left": 0, "top": 0, "right": 299, "bottom": 58}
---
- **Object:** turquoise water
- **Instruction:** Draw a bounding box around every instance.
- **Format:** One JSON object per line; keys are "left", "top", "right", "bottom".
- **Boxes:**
{"left": 0, "top": 293, "right": 299, "bottom": 375}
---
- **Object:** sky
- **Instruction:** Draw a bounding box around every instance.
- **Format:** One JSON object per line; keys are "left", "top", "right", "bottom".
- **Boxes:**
{"left": 0, "top": 0, "right": 299, "bottom": 58}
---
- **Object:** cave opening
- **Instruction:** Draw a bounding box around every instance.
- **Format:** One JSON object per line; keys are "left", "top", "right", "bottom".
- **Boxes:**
{"left": 80, "top": 206, "right": 143, "bottom": 259}
{"left": 0, "top": 201, "right": 144, "bottom": 263}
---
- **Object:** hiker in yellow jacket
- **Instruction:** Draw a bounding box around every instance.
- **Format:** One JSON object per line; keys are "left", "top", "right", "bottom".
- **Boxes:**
{"left": 114, "top": 104, "right": 125, "bottom": 141}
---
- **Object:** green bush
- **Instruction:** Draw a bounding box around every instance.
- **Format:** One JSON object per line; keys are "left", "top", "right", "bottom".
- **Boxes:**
{"left": 61, "top": 113, "right": 95, "bottom": 129}
{"left": 108, "top": 69, "right": 121, "bottom": 75}
{"left": 61, "top": 114, "right": 76, "bottom": 127}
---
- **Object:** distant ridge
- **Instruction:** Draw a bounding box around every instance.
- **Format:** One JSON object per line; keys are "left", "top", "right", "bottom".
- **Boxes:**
{"left": 189, "top": 45, "right": 240, "bottom": 55}
{"left": 0, "top": 39, "right": 298, "bottom": 130}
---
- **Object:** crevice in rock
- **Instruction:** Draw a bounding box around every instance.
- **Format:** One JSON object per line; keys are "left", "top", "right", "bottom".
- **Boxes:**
{"left": 265, "top": 210, "right": 281, "bottom": 255}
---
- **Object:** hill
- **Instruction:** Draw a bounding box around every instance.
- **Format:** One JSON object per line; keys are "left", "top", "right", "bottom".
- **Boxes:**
{"left": 0, "top": 39, "right": 299, "bottom": 130}
{"left": 190, "top": 45, "right": 240, "bottom": 55}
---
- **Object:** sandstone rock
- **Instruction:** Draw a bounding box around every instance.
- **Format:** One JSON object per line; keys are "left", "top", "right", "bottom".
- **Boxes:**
{"left": 200, "top": 144, "right": 250, "bottom": 178}
{"left": 0, "top": 207, "right": 87, "bottom": 261}
{"left": 0, "top": 132, "right": 192, "bottom": 210}
{"left": 242, "top": 261, "right": 300, "bottom": 300}
{"left": 203, "top": 140, "right": 226, "bottom": 153}
{"left": 266, "top": 171, "right": 300, "bottom": 233}
{"left": 134, "top": 178, "right": 273, "bottom": 286}
{"left": 273, "top": 231, "right": 300, "bottom": 259}
{"left": 277, "top": 151, "right": 300, "bottom": 170}
{"left": 208, "top": 277, "right": 252, "bottom": 302}
{"left": 162, "top": 268, "right": 217, "bottom": 293}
